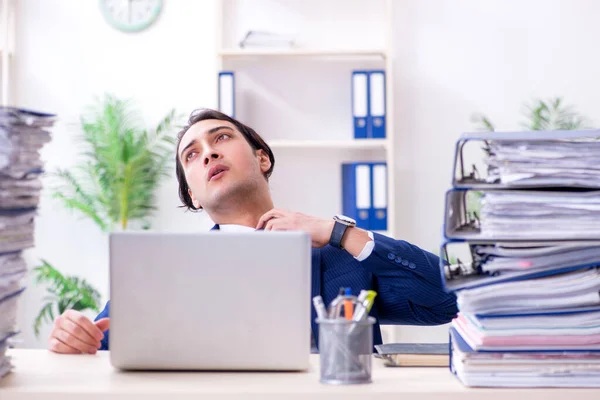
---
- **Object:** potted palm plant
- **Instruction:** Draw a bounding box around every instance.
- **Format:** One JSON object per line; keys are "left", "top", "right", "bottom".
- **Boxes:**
{"left": 33, "top": 95, "right": 178, "bottom": 336}
{"left": 471, "top": 97, "right": 591, "bottom": 132}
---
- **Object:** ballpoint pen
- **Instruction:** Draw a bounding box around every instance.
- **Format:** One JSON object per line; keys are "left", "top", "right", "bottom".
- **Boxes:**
{"left": 328, "top": 287, "right": 346, "bottom": 318}
{"left": 352, "top": 290, "right": 369, "bottom": 315}
{"left": 343, "top": 287, "right": 353, "bottom": 320}
{"left": 312, "top": 295, "right": 327, "bottom": 320}
{"left": 352, "top": 290, "right": 377, "bottom": 322}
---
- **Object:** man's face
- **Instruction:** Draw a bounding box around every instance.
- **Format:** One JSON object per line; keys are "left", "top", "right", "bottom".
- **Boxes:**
{"left": 177, "top": 119, "right": 271, "bottom": 210}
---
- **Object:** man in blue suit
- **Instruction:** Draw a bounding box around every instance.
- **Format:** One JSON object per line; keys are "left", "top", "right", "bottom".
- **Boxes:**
{"left": 47, "top": 109, "right": 457, "bottom": 354}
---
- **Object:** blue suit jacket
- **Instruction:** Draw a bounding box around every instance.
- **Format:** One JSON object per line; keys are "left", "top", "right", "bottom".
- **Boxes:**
{"left": 95, "top": 231, "right": 457, "bottom": 351}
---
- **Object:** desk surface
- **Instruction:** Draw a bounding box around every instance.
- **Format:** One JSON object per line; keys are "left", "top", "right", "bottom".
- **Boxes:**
{"left": 1, "top": 349, "right": 599, "bottom": 399}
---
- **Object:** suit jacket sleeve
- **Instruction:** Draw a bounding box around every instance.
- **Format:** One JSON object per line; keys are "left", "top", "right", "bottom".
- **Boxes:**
{"left": 95, "top": 301, "right": 110, "bottom": 350}
{"left": 360, "top": 233, "right": 457, "bottom": 325}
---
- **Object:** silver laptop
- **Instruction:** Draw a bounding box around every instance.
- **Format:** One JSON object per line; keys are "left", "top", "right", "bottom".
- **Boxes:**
{"left": 109, "top": 231, "right": 312, "bottom": 371}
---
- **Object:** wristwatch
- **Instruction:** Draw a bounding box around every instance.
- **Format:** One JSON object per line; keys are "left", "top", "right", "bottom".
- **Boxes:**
{"left": 329, "top": 214, "right": 357, "bottom": 249}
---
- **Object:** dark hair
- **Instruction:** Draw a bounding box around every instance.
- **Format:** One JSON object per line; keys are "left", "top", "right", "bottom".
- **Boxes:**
{"left": 175, "top": 109, "right": 275, "bottom": 211}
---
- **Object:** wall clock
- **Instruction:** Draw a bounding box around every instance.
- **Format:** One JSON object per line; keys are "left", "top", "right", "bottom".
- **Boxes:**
{"left": 99, "top": 0, "right": 163, "bottom": 33}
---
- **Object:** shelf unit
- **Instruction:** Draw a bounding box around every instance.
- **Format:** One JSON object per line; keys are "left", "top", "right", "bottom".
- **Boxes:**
{"left": 216, "top": 0, "right": 397, "bottom": 344}
{"left": 216, "top": 0, "right": 396, "bottom": 239}
{"left": 218, "top": 48, "right": 387, "bottom": 59}
{"left": 267, "top": 139, "right": 389, "bottom": 150}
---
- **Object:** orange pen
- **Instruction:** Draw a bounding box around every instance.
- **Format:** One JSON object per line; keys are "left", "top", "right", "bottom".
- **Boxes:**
{"left": 343, "top": 287, "right": 353, "bottom": 320}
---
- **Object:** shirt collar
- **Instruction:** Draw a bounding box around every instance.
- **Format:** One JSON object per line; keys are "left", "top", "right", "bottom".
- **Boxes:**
{"left": 211, "top": 224, "right": 261, "bottom": 232}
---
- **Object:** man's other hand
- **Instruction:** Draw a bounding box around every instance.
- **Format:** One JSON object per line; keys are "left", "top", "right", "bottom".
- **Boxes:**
{"left": 256, "top": 208, "right": 334, "bottom": 248}
{"left": 48, "top": 310, "right": 109, "bottom": 354}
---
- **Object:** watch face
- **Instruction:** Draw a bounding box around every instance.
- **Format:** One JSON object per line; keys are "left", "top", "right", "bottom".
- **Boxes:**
{"left": 334, "top": 214, "right": 356, "bottom": 226}
{"left": 100, "top": 0, "right": 163, "bottom": 32}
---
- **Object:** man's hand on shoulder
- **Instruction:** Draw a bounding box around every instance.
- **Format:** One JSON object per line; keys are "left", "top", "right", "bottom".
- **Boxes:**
{"left": 256, "top": 209, "right": 334, "bottom": 248}
{"left": 48, "top": 309, "right": 109, "bottom": 355}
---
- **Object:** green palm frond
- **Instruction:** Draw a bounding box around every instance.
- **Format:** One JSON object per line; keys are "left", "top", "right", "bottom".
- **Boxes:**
{"left": 32, "top": 260, "right": 101, "bottom": 337}
{"left": 34, "top": 302, "right": 55, "bottom": 337}
{"left": 53, "top": 94, "right": 180, "bottom": 231}
{"left": 520, "top": 97, "right": 590, "bottom": 131}
{"left": 470, "top": 113, "right": 496, "bottom": 131}
{"left": 52, "top": 169, "right": 109, "bottom": 231}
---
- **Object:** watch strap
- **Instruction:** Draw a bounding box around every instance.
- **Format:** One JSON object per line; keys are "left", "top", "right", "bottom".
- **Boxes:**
{"left": 329, "top": 220, "right": 349, "bottom": 249}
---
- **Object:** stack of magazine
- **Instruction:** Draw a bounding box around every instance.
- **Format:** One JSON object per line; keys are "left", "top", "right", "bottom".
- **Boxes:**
{"left": 0, "top": 107, "right": 54, "bottom": 379}
{"left": 441, "top": 130, "right": 600, "bottom": 387}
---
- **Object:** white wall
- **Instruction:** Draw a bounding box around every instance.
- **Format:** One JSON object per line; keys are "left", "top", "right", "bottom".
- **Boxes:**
{"left": 13, "top": 0, "right": 600, "bottom": 347}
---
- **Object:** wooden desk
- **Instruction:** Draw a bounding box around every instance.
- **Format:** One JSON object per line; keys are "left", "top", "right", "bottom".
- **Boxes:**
{"left": 1, "top": 349, "right": 599, "bottom": 399}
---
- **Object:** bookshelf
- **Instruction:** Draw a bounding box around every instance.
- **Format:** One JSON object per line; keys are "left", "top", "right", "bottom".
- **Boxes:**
{"left": 218, "top": 48, "right": 387, "bottom": 59}
{"left": 216, "top": 0, "right": 396, "bottom": 342}
{"left": 267, "top": 139, "right": 389, "bottom": 150}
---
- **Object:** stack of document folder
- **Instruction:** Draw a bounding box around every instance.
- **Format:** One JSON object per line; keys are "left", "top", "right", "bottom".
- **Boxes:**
{"left": 484, "top": 138, "right": 600, "bottom": 188}
{"left": 375, "top": 343, "right": 449, "bottom": 367}
{"left": 442, "top": 130, "right": 600, "bottom": 387}
{"left": 0, "top": 107, "right": 54, "bottom": 379}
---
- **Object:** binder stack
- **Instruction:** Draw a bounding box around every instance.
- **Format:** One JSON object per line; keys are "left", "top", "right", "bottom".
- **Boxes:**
{"left": 441, "top": 130, "right": 600, "bottom": 387}
{"left": 218, "top": 71, "right": 235, "bottom": 118}
{"left": 352, "top": 70, "right": 386, "bottom": 139}
{"left": 342, "top": 162, "right": 387, "bottom": 231}
{"left": 0, "top": 107, "right": 54, "bottom": 379}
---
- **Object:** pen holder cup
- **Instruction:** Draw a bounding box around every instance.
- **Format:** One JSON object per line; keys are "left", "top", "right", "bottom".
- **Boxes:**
{"left": 317, "top": 317, "right": 375, "bottom": 385}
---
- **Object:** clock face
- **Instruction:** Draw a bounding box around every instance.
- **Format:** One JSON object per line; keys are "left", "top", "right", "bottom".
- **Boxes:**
{"left": 99, "top": 0, "right": 163, "bottom": 32}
